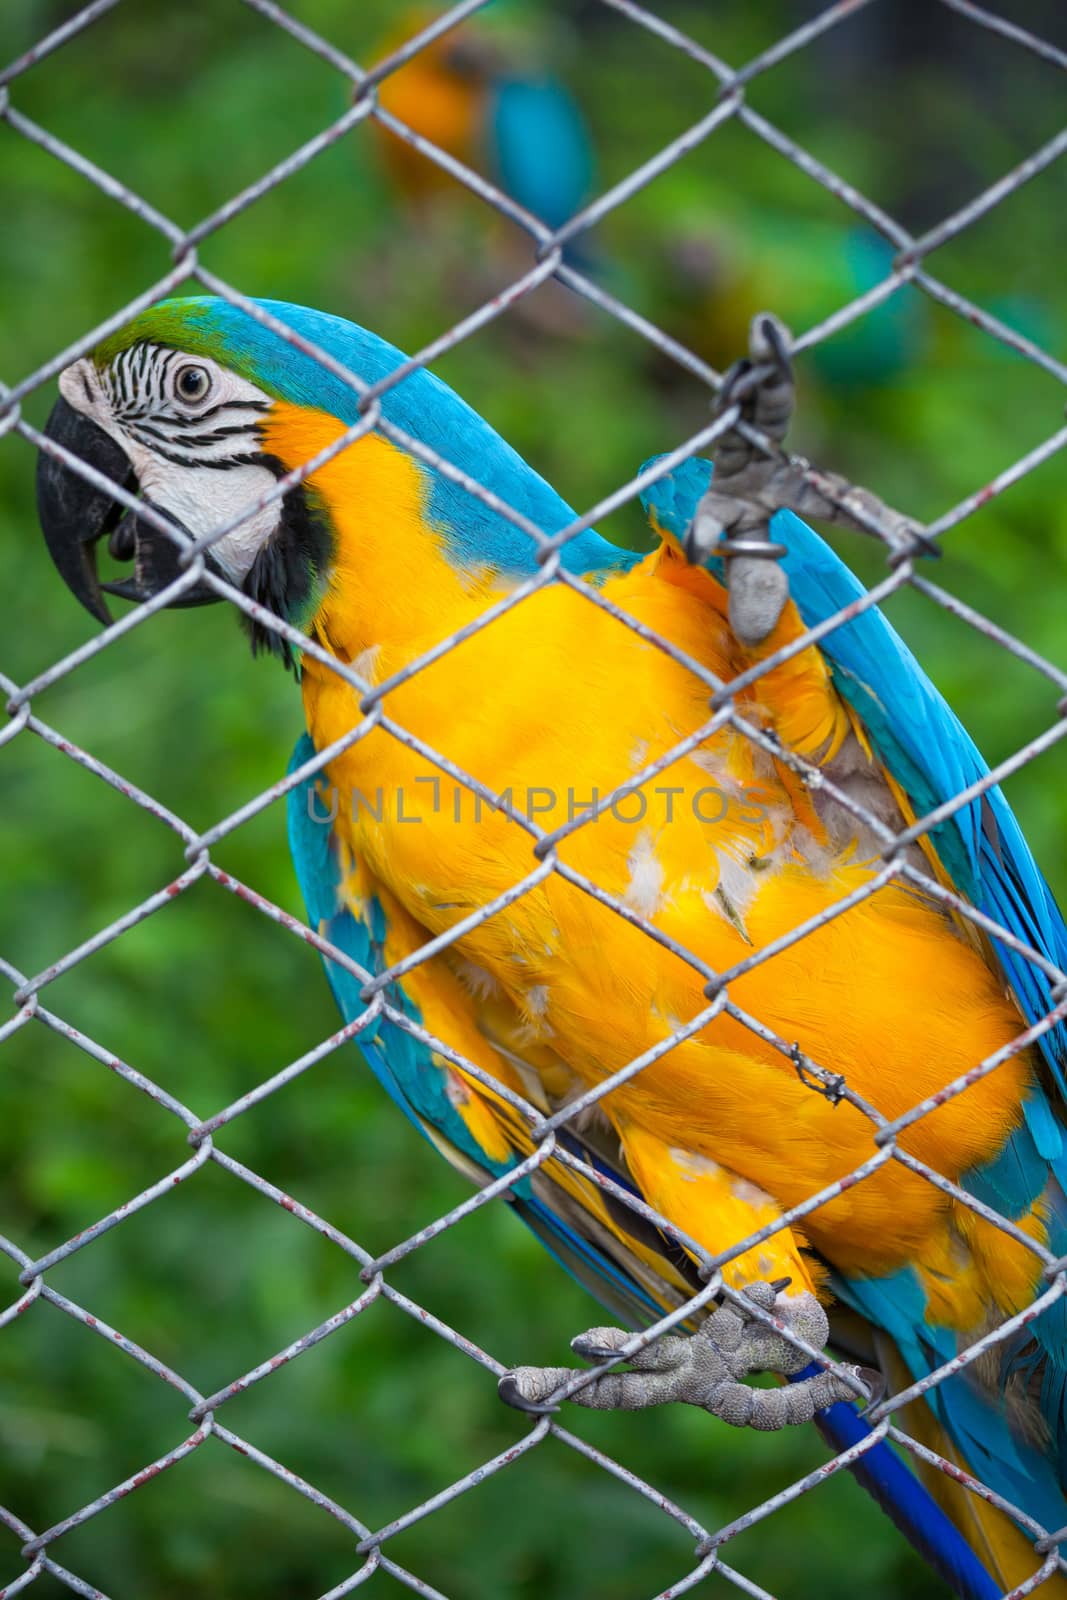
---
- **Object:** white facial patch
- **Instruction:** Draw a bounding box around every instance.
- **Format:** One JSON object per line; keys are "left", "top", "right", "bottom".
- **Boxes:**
{"left": 138, "top": 458, "right": 282, "bottom": 584}
{"left": 59, "top": 349, "right": 284, "bottom": 585}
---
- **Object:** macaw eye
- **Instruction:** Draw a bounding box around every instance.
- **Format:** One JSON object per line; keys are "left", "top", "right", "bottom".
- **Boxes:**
{"left": 174, "top": 364, "right": 212, "bottom": 405}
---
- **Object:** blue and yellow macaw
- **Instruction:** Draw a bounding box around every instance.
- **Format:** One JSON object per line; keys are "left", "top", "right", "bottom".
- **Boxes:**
{"left": 372, "top": 8, "right": 594, "bottom": 242}
{"left": 35, "top": 295, "right": 1067, "bottom": 1598}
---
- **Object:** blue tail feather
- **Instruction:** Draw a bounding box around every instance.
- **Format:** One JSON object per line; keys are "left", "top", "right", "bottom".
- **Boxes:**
{"left": 807, "top": 1373, "right": 1003, "bottom": 1600}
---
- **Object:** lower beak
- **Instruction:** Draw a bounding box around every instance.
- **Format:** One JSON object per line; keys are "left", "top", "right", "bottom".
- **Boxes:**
{"left": 36, "top": 395, "right": 223, "bottom": 624}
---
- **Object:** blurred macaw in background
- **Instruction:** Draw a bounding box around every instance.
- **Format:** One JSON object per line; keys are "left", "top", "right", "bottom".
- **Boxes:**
{"left": 35, "top": 295, "right": 1067, "bottom": 1600}
{"left": 373, "top": 7, "right": 594, "bottom": 240}
{"left": 365, "top": 3, "right": 598, "bottom": 338}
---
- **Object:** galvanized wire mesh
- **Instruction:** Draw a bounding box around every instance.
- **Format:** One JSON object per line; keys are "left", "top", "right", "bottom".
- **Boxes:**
{"left": 3, "top": 1, "right": 1067, "bottom": 1595}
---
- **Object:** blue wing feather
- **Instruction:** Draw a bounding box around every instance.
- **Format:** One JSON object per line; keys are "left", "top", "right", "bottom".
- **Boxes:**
{"left": 287, "top": 734, "right": 505, "bottom": 1164}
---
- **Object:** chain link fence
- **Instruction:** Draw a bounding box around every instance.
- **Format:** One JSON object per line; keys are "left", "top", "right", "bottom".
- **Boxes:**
{"left": 2, "top": 1, "right": 1067, "bottom": 1595}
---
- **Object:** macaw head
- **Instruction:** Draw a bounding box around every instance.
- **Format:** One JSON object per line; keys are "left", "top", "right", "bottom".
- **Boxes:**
{"left": 37, "top": 295, "right": 615, "bottom": 667}
{"left": 36, "top": 297, "right": 344, "bottom": 664}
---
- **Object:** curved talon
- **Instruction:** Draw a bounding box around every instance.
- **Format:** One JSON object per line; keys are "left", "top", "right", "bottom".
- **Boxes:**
{"left": 498, "top": 1372, "right": 561, "bottom": 1415}
{"left": 752, "top": 311, "right": 793, "bottom": 380}
{"left": 856, "top": 1364, "right": 887, "bottom": 1410}
{"left": 570, "top": 1337, "right": 622, "bottom": 1362}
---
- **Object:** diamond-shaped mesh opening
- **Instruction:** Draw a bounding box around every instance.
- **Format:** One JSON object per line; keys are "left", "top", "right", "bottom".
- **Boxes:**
{"left": 4, "top": 2, "right": 1067, "bottom": 1597}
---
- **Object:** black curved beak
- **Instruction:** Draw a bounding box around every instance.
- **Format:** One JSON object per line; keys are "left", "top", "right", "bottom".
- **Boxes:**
{"left": 36, "top": 395, "right": 223, "bottom": 624}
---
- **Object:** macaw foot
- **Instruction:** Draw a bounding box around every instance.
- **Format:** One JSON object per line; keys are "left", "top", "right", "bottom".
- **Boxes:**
{"left": 687, "top": 314, "right": 795, "bottom": 648}
{"left": 687, "top": 310, "right": 932, "bottom": 618}
{"left": 499, "top": 1280, "right": 880, "bottom": 1430}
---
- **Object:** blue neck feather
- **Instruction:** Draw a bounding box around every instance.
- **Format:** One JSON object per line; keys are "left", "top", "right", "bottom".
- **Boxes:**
{"left": 183, "top": 296, "right": 639, "bottom": 579}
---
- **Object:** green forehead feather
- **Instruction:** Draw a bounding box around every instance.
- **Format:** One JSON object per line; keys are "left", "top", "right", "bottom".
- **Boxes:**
{"left": 95, "top": 301, "right": 205, "bottom": 366}
{"left": 91, "top": 298, "right": 278, "bottom": 394}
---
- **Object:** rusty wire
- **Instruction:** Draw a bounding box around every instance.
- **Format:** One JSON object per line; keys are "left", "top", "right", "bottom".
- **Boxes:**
{"left": 2, "top": 1, "right": 1067, "bottom": 1596}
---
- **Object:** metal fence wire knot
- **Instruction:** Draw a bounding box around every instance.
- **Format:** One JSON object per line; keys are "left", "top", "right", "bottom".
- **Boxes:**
{"left": 3, "top": 1, "right": 1067, "bottom": 1597}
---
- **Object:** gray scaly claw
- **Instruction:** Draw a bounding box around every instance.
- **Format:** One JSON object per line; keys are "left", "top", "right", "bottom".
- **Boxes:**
{"left": 686, "top": 308, "right": 933, "bottom": 609}
{"left": 499, "top": 1281, "right": 874, "bottom": 1430}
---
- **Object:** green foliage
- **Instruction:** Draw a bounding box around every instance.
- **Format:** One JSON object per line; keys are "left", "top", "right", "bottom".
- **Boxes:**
{"left": 1, "top": 2, "right": 1065, "bottom": 1595}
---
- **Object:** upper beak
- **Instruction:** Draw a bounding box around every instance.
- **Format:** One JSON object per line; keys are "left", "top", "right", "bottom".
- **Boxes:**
{"left": 36, "top": 394, "right": 224, "bottom": 624}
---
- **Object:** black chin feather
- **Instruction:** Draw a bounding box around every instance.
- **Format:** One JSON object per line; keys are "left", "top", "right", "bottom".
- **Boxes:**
{"left": 241, "top": 468, "right": 334, "bottom": 672}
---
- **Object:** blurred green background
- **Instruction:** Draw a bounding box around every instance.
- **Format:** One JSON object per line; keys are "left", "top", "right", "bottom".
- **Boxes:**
{"left": 2, "top": 1, "right": 1066, "bottom": 1595}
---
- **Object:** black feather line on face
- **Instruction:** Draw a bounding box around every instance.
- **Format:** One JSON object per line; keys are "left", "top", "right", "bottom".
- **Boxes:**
{"left": 241, "top": 462, "right": 335, "bottom": 672}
